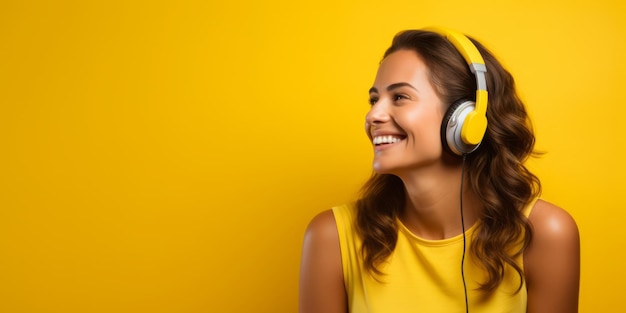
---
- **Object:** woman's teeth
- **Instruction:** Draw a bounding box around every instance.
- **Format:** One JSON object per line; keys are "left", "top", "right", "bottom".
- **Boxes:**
{"left": 373, "top": 135, "right": 403, "bottom": 145}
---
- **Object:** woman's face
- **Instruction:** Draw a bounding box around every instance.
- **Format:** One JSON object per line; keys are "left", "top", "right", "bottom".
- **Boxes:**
{"left": 365, "top": 49, "right": 446, "bottom": 175}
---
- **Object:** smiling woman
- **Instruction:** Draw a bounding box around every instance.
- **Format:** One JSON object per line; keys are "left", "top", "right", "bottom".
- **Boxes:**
{"left": 366, "top": 50, "right": 445, "bottom": 173}
{"left": 299, "top": 28, "right": 580, "bottom": 313}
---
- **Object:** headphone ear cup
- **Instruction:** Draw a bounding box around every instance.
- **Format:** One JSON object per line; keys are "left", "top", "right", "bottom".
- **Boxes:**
{"left": 441, "top": 100, "right": 482, "bottom": 155}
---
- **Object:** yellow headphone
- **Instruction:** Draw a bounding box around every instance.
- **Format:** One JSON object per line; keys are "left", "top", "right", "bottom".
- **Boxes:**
{"left": 426, "top": 27, "right": 489, "bottom": 155}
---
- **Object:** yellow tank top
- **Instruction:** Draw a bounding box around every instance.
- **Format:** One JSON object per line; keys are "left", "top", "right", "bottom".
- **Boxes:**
{"left": 332, "top": 200, "right": 537, "bottom": 313}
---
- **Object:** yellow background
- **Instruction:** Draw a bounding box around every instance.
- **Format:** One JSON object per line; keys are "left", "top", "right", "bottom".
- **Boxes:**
{"left": 1, "top": 0, "right": 624, "bottom": 312}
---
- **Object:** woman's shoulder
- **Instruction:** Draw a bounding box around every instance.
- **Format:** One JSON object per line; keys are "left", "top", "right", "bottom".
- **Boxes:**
{"left": 304, "top": 209, "right": 339, "bottom": 241}
{"left": 525, "top": 199, "right": 580, "bottom": 275}
{"left": 524, "top": 199, "right": 580, "bottom": 311}
{"left": 304, "top": 204, "right": 356, "bottom": 242}
{"left": 300, "top": 209, "right": 347, "bottom": 312}
{"left": 527, "top": 199, "right": 579, "bottom": 241}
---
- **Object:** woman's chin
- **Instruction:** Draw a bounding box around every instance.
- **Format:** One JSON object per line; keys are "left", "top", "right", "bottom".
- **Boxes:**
{"left": 372, "top": 162, "right": 397, "bottom": 175}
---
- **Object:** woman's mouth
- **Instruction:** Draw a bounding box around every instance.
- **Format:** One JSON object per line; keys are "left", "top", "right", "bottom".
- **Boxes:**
{"left": 373, "top": 135, "right": 405, "bottom": 146}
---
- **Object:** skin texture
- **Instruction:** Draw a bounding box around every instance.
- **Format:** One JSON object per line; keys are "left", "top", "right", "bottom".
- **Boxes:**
{"left": 298, "top": 49, "right": 580, "bottom": 313}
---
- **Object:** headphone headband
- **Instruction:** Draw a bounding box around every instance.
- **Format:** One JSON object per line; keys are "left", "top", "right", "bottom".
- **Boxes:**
{"left": 424, "top": 27, "right": 488, "bottom": 146}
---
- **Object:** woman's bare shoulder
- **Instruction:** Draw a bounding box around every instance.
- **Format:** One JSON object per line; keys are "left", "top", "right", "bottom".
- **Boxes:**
{"left": 300, "top": 209, "right": 346, "bottom": 313}
{"left": 524, "top": 199, "right": 580, "bottom": 312}
{"left": 304, "top": 209, "right": 339, "bottom": 242}
{"left": 528, "top": 199, "right": 579, "bottom": 241}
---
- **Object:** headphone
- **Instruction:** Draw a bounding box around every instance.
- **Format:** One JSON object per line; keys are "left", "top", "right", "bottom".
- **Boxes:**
{"left": 424, "top": 28, "right": 490, "bottom": 313}
{"left": 426, "top": 27, "right": 489, "bottom": 155}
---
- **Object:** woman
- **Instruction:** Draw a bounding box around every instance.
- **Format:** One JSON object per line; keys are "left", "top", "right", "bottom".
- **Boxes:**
{"left": 299, "top": 28, "right": 580, "bottom": 313}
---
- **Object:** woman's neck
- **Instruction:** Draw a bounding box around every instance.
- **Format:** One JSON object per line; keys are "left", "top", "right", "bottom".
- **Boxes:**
{"left": 397, "top": 161, "right": 482, "bottom": 240}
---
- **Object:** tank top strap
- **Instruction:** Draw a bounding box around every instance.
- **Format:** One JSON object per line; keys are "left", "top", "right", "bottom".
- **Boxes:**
{"left": 522, "top": 197, "right": 540, "bottom": 217}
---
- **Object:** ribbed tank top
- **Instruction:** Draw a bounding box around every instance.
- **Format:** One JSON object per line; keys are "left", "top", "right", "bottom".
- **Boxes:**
{"left": 332, "top": 199, "right": 537, "bottom": 313}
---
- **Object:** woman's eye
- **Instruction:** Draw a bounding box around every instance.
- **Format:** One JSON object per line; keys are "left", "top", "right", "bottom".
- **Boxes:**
{"left": 394, "top": 94, "right": 409, "bottom": 101}
{"left": 368, "top": 97, "right": 378, "bottom": 105}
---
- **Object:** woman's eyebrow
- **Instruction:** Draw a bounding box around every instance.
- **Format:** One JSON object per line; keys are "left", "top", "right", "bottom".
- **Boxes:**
{"left": 368, "top": 82, "right": 418, "bottom": 94}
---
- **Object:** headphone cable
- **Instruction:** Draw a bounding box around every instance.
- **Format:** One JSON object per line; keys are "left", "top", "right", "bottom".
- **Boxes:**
{"left": 460, "top": 154, "right": 469, "bottom": 313}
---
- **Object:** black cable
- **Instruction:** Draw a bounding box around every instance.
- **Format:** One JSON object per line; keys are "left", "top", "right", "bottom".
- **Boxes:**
{"left": 460, "top": 154, "right": 469, "bottom": 313}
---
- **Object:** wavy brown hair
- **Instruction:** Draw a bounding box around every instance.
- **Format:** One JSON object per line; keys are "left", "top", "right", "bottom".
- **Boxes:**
{"left": 356, "top": 30, "right": 541, "bottom": 293}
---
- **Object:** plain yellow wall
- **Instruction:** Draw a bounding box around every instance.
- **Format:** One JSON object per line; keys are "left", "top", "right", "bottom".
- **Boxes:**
{"left": 1, "top": 0, "right": 624, "bottom": 312}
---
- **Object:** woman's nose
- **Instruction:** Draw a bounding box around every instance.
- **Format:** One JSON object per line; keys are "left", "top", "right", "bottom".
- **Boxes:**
{"left": 365, "top": 101, "right": 391, "bottom": 125}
